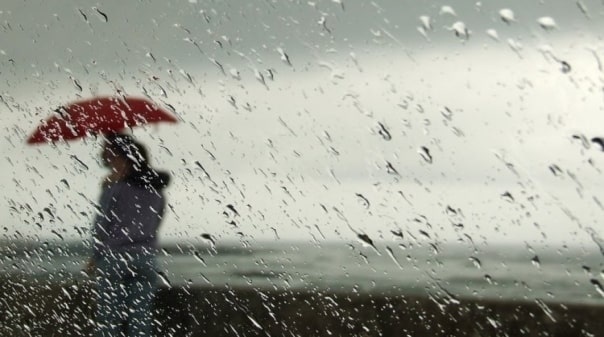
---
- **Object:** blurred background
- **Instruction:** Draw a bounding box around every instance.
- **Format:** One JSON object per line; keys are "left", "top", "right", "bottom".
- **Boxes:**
{"left": 1, "top": 2, "right": 604, "bottom": 334}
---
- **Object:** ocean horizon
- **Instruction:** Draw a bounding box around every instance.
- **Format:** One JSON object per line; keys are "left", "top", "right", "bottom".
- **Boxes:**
{"left": 1, "top": 239, "right": 602, "bottom": 306}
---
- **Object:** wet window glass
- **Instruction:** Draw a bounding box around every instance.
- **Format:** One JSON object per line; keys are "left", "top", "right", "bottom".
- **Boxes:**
{"left": 1, "top": 1, "right": 603, "bottom": 336}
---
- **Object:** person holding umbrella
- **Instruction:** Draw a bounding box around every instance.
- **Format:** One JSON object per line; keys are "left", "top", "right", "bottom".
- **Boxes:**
{"left": 88, "top": 133, "right": 170, "bottom": 337}
{"left": 27, "top": 96, "right": 177, "bottom": 337}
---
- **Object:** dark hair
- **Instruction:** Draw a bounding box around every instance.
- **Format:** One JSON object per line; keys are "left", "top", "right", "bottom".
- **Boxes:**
{"left": 104, "top": 133, "right": 150, "bottom": 171}
{"left": 104, "top": 133, "right": 171, "bottom": 189}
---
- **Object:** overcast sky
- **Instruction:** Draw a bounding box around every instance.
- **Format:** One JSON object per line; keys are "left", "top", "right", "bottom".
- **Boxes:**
{"left": 2, "top": 0, "right": 604, "bottom": 250}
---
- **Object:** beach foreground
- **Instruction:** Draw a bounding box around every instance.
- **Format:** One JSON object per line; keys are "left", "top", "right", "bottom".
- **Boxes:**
{"left": 1, "top": 277, "right": 603, "bottom": 337}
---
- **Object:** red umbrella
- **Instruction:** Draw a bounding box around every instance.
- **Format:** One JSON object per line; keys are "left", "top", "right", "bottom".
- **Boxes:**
{"left": 27, "top": 96, "right": 178, "bottom": 144}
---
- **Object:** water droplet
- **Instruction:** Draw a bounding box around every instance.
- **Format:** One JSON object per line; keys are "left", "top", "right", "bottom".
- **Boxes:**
{"left": 229, "top": 68, "right": 241, "bottom": 80}
{"left": 202, "top": 54, "right": 221, "bottom": 71}
{"left": 572, "top": 134, "right": 591, "bottom": 149}
{"left": 225, "top": 96, "right": 236, "bottom": 108}
{"left": 355, "top": 193, "right": 370, "bottom": 209}
{"left": 226, "top": 204, "right": 239, "bottom": 217}
{"left": 386, "top": 246, "right": 403, "bottom": 269}
{"left": 507, "top": 38, "right": 523, "bottom": 54}
{"left": 483, "top": 275, "right": 493, "bottom": 285}
{"left": 486, "top": 29, "right": 499, "bottom": 41}
{"left": 590, "top": 279, "right": 604, "bottom": 297}
{"left": 247, "top": 314, "right": 263, "bottom": 329}
{"left": 179, "top": 69, "right": 193, "bottom": 83}
{"left": 452, "top": 127, "right": 465, "bottom": 137}
{"left": 501, "top": 191, "right": 514, "bottom": 202}
{"left": 43, "top": 207, "right": 55, "bottom": 219}
{"left": 591, "top": 137, "right": 604, "bottom": 151}
{"left": 51, "top": 229, "right": 64, "bottom": 240}
{"left": 449, "top": 21, "right": 469, "bottom": 39}
{"left": 439, "top": 5, "right": 457, "bottom": 16}
{"left": 549, "top": 164, "right": 563, "bottom": 176}
{"left": 537, "top": 17, "right": 557, "bottom": 30}
{"left": 531, "top": 255, "right": 541, "bottom": 268}
{"left": 385, "top": 161, "right": 400, "bottom": 175}
{"left": 277, "top": 47, "right": 292, "bottom": 66}
{"left": 577, "top": 1, "right": 589, "bottom": 17}
{"left": 94, "top": 7, "right": 108, "bottom": 22}
{"left": 535, "top": 299, "right": 557, "bottom": 322}
{"left": 469, "top": 256, "right": 482, "bottom": 268}
{"left": 193, "top": 251, "right": 206, "bottom": 265}
{"left": 60, "top": 179, "right": 70, "bottom": 189}
{"left": 418, "top": 146, "right": 433, "bottom": 163}
{"left": 78, "top": 9, "right": 89, "bottom": 23}
{"left": 70, "top": 76, "right": 83, "bottom": 92}
{"left": 357, "top": 233, "right": 379, "bottom": 254}
{"left": 70, "top": 155, "right": 89, "bottom": 171}
{"left": 201, "top": 233, "right": 216, "bottom": 247}
{"left": 419, "top": 15, "right": 431, "bottom": 30}
{"left": 445, "top": 206, "right": 458, "bottom": 217}
{"left": 377, "top": 122, "right": 392, "bottom": 140}
{"left": 441, "top": 107, "right": 453, "bottom": 121}
{"left": 390, "top": 230, "right": 404, "bottom": 239}
{"left": 499, "top": 9, "right": 515, "bottom": 24}
{"left": 318, "top": 16, "right": 331, "bottom": 34}
{"left": 332, "top": 0, "right": 344, "bottom": 11}
{"left": 157, "top": 271, "right": 172, "bottom": 288}
{"left": 417, "top": 26, "right": 429, "bottom": 39}
{"left": 452, "top": 222, "right": 464, "bottom": 229}
{"left": 254, "top": 69, "right": 266, "bottom": 86}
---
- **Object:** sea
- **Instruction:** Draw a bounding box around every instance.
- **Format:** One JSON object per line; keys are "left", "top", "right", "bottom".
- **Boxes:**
{"left": 1, "top": 240, "right": 603, "bottom": 306}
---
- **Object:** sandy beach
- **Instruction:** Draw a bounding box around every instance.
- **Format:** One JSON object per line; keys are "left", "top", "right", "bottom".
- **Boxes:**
{"left": 1, "top": 276, "right": 603, "bottom": 337}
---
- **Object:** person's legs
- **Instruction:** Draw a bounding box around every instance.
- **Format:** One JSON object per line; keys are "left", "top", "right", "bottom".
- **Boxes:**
{"left": 125, "top": 253, "right": 157, "bottom": 337}
{"left": 95, "top": 254, "right": 127, "bottom": 337}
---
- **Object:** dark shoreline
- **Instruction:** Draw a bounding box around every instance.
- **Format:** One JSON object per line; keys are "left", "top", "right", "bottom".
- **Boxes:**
{"left": 1, "top": 277, "right": 603, "bottom": 337}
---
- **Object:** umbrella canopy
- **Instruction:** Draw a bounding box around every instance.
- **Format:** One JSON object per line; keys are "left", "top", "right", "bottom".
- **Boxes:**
{"left": 27, "top": 96, "right": 178, "bottom": 144}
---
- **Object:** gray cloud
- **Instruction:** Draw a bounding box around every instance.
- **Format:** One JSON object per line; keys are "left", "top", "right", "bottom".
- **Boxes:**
{"left": 2, "top": 0, "right": 604, "bottom": 248}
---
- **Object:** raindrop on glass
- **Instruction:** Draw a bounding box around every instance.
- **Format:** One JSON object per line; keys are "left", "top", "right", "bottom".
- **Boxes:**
{"left": 501, "top": 191, "right": 514, "bottom": 202}
{"left": 419, "top": 15, "right": 431, "bottom": 30}
{"left": 70, "top": 76, "right": 83, "bottom": 92}
{"left": 441, "top": 107, "right": 453, "bottom": 121}
{"left": 445, "top": 206, "right": 458, "bottom": 217}
{"left": 356, "top": 233, "right": 380, "bottom": 256}
{"left": 591, "top": 137, "right": 604, "bottom": 151}
{"left": 531, "top": 255, "right": 541, "bottom": 268}
{"left": 277, "top": 47, "right": 292, "bottom": 66}
{"left": 355, "top": 193, "right": 370, "bottom": 209}
{"left": 486, "top": 29, "right": 499, "bottom": 41}
{"left": 229, "top": 68, "right": 241, "bottom": 80}
{"left": 439, "top": 5, "right": 457, "bottom": 16}
{"left": 450, "top": 21, "right": 469, "bottom": 39}
{"left": 385, "top": 161, "right": 400, "bottom": 175}
{"left": 377, "top": 122, "right": 392, "bottom": 141}
{"left": 549, "top": 164, "right": 563, "bottom": 176}
{"left": 485, "top": 274, "right": 493, "bottom": 284}
{"left": 537, "top": 17, "right": 557, "bottom": 30}
{"left": 499, "top": 9, "right": 515, "bottom": 24}
{"left": 469, "top": 256, "right": 482, "bottom": 269}
{"left": 94, "top": 7, "right": 108, "bottom": 22}
{"left": 590, "top": 279, "right": 604, "bottom": 297}
{"left": 418, "top": 146, "right": 433, "bottom": 163}
{"left": 157, "top": 271, "right": 172, "bottom": 288}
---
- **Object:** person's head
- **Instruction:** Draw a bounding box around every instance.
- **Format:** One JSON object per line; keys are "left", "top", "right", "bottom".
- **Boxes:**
{"left": 101, "top": 133, "right": 149, "bottom": 174}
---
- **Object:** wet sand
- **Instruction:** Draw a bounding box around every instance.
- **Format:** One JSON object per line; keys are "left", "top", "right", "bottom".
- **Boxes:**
{"left": 1, "top": 277, "right": 603, "bottom": 337}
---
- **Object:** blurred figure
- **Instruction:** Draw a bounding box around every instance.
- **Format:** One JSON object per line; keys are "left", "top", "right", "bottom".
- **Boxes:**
{"left": 87, "top": 133, "right": 170, "bottom": 337}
